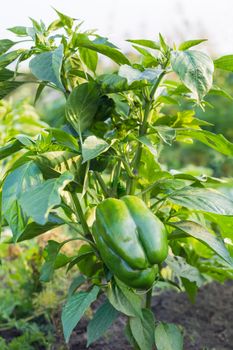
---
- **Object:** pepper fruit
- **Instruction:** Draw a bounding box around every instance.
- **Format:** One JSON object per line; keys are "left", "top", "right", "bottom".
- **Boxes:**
{"left": 92, "top": 195, "right": 168, "bottom": 289}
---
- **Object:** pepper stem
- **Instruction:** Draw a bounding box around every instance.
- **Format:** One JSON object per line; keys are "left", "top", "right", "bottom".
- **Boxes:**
{"left": 146, "top": 288, "right": 152, "bottom": 309}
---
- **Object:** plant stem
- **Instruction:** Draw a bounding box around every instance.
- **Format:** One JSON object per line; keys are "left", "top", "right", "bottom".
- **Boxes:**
{"left": 128, "top": 71, "right": 165, "bottom": 195}
{"left": 146, "top": 288, "right": 152, "bottom": 309}
{"left": 112, "top": 160, "right": 122, "bottom": 196}
{"left": 94, "top": 171, "right": 111, "bottom": 198}
{"left": 71, "top": 192, "right": 90, "bottom": 235}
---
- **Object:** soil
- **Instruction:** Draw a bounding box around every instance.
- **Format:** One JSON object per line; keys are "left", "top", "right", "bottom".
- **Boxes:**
{"left": 1, "top": 281, "right": 233, "bottom": 350}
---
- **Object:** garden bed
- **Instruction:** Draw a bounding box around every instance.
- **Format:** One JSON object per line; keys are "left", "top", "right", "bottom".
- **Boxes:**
{"left": 1, "top": 281, "right": 232, "bottom": 349}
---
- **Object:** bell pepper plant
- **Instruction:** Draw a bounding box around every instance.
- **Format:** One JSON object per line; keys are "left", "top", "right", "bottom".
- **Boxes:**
{"left": 0, "top": 9, "right": 233, "bottom": 350}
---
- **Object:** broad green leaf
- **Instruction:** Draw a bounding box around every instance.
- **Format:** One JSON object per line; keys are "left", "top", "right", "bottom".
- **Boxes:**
{"left": 65, "top": 82, "right": 100, "bottom": 134}
{"left": 129, "top": 309, "right": 155, "bottom": 350}
{"left": 50, "top": 128, "right": 79, "bottom": 152}
{"left": 18, "top": 214, "right": 64, "bottom": 242}
{"left": 132, "top": 45, "right": 159, "bottom": 67}
{"left": 166, "top": 255, "right": 204, "bottom": 287}
{"left": 2, "top": 162, "right": 43, "bottom": 241}
{"left": 87, "top": 300, "right": 119, "bottom": 346}
{"left": 125, "top": 322, "right": 140, "bottom": 350}
{"left": 0, "top": 68, "right": 15, "bottom": 81}
{"left": 181, "top": 278, "right": 197, "bottom": 303}
{"left": 107, "top": 281, "right": 142, "bottom": 317}
{"left": 34, "top": 151, "right": 84, "bottom": 187}
{"left": 29, "top": 45, "right": 64, "bottom": 90}
{"left": 176, "top": 129, "right": 233, "bottom": 156}
{"left": 98, "top": 73, "right": 149, "bottom": 93}
{"left": 82, "top": 135, "right": 110, "bottom": 162}
{"left": 8, "top": 26, "right": 29, "bottom": 36}
{"left": 79, "top": 47, "right": 98, "bottom": 72}
{"left": 154, "top": 323, "right": 183, "bottom": 350}
{"left": 53, "top": 8, "right": 74, "bottom": 29}
{"left": 209, "top": 86, "right": 233, "bottom": 100}
{"left": 0, "top": 140, "right": 23, "bottom": 160}
{"left": 138, "top": 147, "right": 161, "bottom": 186}
{"left": 34, "top": 83, "right": 46, "bottom": 104}
{"left": 62, "top": 285, "right": 99, "bottom": 342}
{"left": 206, "top": 213, "right": 233, "bottom": 239}
{"left": 19, "top": 172, "right": 74, "bottom": 225}
{"left": 156, "top": 126, "right": 176, "bottom": 145}
{"left": 73, "top": 33, "right": 130, "bottom": 65}
{"left": 214, "top": 55, "right": 233, "bottom": 72}
{"left": 0, "top": 49, "right": 24, "bottom": 69}
{"left": 67, "top": 250, "right": 95, "bottom": 272}
{"left": 68, "top": 275, "right": 86, "bottom": 297}
{"left": 40, "top": 239, "right": 72, "bottom": 282}
{"left": 138, "top": 136, "right": 158, "bottom": 157}
{"left": 119, "top": 65, "right": 162, "bottom": 84}
{"left": 178, "top": 39, "right": 207, "bottom": 51}
{"left": 0, "top": 81, "right": 25, "bottom": 99}
{"left": 0, "top": 39, "right": 17, "bottom": 55}
{"left": 171, "top": 50, "right": 214, "bottom": 101}
{"left": 171, "top": 221, "right": 233, "bottom": 266}
{"left": 127, "top": 39, "right": 160, "bottom": 50}
{"left": 169, "top": 187, "right": 233, "bottom": 216}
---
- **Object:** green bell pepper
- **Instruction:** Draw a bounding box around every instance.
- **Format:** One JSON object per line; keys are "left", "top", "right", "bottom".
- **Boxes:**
{"left": 92, "top": 195, "right": 168, "bottom": 289}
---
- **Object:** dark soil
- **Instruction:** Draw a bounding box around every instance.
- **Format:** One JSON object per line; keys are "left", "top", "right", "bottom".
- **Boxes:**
{"left": 69, "top": 281, "right": 233, "bottom": 350}
{"left": 1, "top": 281, "right": 233, "bottom": 350}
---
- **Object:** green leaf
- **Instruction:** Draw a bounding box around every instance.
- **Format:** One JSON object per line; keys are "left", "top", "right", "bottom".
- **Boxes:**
{"left": 8, "top": 26, "right": 29, "bottom": 36}
{"left": 34, "top": 151, "right": 84, "bottom": 187}
{"left": 181, "top": 278, "right": 197, "bottom": 303}
{"left": 129, "top": 309, "right": 155, "bottom": 350}
{"left": 2, "top": 162, "right": 43, "bottom": 241}
{"left": 166, "top": 255, "right": 205, "bottom": 287}
{"left": 87, "top": 300, "right": 119, "bottom": 346}
{"left": 53, "top": 8, "right": 74, "bottom": 29}
{"left": 0, "top": 49, "right": 24, "bottom": 69}
{"left": 171, "top": 50, "right": 214, "bottom": 101}
{"left": 18, "top": 214, "right": 64, "bottom": 242}
{"left": 127, "top": 39, "right": 160, "bottom": 50}
{"left": 214, "top": 55, "right": 233, "bottom": 72}
{"left": 34, "top": 82, "right": 46, "bottom": 104}
{"left": 50, "top": 128, "right": 79, "bottom": 152}
{"left": 0, "top": 140, "right": 23, "bottom": 160}
{"left": 74, "top": 33, "right": 130, "bottom": 65}
{"left": 65, "top": 82, "right": 100, "bottom": 134}
{"left": 107, "top": 281, "right": 142, "bottom": 318}
{"left": 0, "top": 81, "right": 25, "bottom": 99}
{"left": 98, "top": 73, "right": 148, "bottom": 93}
{"left": 82, "top": 135, "right": 110, "bottom": 162}
{"left": 29, "top": 45, "right": 64, "bottom": 90}
{"left": 178, "top": 39, "right": 207, "bottom": 51}
{"left": 176, "top": 129, "right": 233, "bottom": 156}
{"left": 132, "top": 46, "right": 159, "bottom": 67}
{"left": 68, "top": 275, "right": 86, "bottom": 297}
{"left": 171, "top": 221, "right": 233, "bottom": 266}
{"left": 138, "top": 136, "right": 158, "bottom": 157}
{"left": 62, "top": 285, "right": 99, "bottom": 342}
{"left": 0, "top": 68, "right": 15, "bottom": 81}
{"left": 19, "top": 172, "right": 74, "bottom": 225}
{"left": 119, "top": 65, "right": 162, "bottom": 84}
{"left": 154, "top": 323, "right": 183, "bottom": 350}
{"left": 0, "top": 39, "right": 17, "bottom": 55}
{"left": 169, "top": 187, "right": 233, "bottom": 216}
{"left": 40, "top": 239, "right": 72, "bottom": 282}
{"left": 138, "top": 147, "right": 161, "bottom": 186}
{"left": 79, "top": 47, "right": 98, "bottom": 72}
{"left": 208, "top": 85, "right": 233, "bottom": 100}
